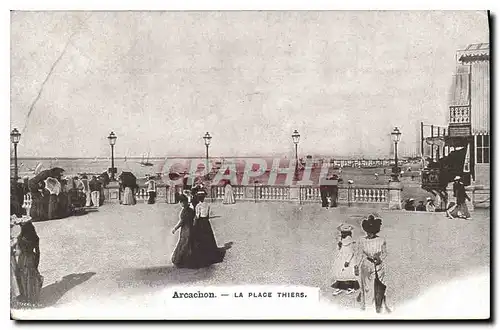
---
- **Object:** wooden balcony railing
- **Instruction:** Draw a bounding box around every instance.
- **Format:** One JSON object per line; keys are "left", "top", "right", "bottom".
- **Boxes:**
{"left": 449, "top": 105, "right": 471, "bottom": 124}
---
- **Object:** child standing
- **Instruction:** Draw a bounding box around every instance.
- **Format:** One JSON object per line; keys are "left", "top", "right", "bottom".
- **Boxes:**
{"left": 331, "top": 224, "right": 360, "bottom": 296}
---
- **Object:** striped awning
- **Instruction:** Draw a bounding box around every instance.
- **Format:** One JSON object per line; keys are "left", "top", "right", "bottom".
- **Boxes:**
{"left": 449, "top": 70, "right": 470, "bottom": 107}
{"left": 458, "top": 43, "right": 489, "bottom": 63}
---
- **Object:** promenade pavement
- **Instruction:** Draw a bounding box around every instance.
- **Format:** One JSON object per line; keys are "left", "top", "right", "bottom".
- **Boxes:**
{"left": 13, "top": 201, "right": 490, "bottom": 317}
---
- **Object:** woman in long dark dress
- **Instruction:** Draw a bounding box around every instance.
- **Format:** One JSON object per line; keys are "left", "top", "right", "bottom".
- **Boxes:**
{"left": 192, "top": 192, "right": 229, "bottom": 268}
{"left": 17, "top": 219, "right": 43, "bottom": 307}
{"left": 171, "top": 195, "right": 196, "bottom": 268}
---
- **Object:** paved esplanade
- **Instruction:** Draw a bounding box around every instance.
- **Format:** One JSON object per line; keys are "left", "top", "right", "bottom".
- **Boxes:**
{"left": 23, "top": 202, "right": 489, "bottom": 313}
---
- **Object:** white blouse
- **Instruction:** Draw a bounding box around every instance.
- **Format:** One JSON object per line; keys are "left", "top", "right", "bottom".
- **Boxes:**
{"left": 195, "top": 202, "right": 210, "bottom": 218}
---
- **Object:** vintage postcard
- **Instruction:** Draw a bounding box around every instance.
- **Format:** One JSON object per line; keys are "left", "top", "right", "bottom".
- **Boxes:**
{"left": 9, "top": 10, "right": 490, "bottom": 320}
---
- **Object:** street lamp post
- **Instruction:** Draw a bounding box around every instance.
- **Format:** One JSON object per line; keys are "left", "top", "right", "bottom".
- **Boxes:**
{"left": 10, "top": 128, "right": 21, "bottom": 181}
{"left": 203, "top": 132, "right": 212, "bottom": 178}
{"left": 107, "top": 132, "right": 117, "bottom": 181}
{"left": 391, "top": 127, "right": 402, "bottom": 182}
{"left": 292, "top": 130, "right": 300, "bottom": 180}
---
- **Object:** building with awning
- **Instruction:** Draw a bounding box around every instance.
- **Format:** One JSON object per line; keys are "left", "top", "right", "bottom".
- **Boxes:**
{"left": 421, "top": 43, "right": 490, "bottom": 192}
{"left": 447, "top": 43, "right": 490, "bottom": 187}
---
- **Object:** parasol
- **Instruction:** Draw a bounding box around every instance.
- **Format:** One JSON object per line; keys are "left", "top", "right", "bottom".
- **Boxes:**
{"left": 44, "top": 177, "right": 61, "bottom": 195}
{"left": 28, "top": 168, "right": 64, "bottom": 189}
{"left": 118, "top": 171, "right": 137, "bottom": 188}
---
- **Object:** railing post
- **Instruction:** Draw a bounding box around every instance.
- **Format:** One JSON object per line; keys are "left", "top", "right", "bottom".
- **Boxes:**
{"left": 289, "top": 185, "right": 300, "bottom": 204}
{"left": 388, "top": 181, "right": 403, "bottom": 210}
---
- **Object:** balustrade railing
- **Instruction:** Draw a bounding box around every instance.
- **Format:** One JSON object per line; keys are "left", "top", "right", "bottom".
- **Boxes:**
{"left": 298, "top": 185, "right": 387, "bottom": 204}
{"left": 352, "top": 186, "right": 388, "bottom": 203}
{"left": 210, "top": 184, "right": 388, "bottom": 205}
{"left": 449, "top": 105, "right": 471, "bottom": 124}
{"left": 258, "top": 186, "right": 290, "bottom": 200}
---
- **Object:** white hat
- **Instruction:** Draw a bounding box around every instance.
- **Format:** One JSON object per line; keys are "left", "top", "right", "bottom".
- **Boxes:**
{"left": 10, "top": 214, "right": 32, "bottom": 226}
{"left": 347, "top": 180, "right": 354, "bottom": 184}
{"left": 426, "top": 197, "right": 432, "bottom": 201}
{"left": 337, "top": 223, "right": 354, "bottom": 232}
{"left": 454, "top": 176, "right": 461, "bottom": 181}
{"left": 409, "top": 198, "right": 415, "bottom": 201}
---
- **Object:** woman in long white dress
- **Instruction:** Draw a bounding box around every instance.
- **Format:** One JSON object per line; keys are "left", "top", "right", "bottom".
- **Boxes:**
{"left": 331, "top": 224, "right": 360, "bottom": 295}
{"left": 166, "top": 183, "right": 177, "bottom": 204}
{"left": 356, "top": 215, "right": 390, "bottom": 313}
{"left": 222, "top": 180, "right": 236, "bottom": 204}
{"left": 122, "top": 184, "right": 136, "bottom": 205}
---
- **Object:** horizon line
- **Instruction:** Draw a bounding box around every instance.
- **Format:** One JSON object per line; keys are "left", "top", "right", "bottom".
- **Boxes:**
{"left": 14, "top": 154, "right": 420, "bottom": 160}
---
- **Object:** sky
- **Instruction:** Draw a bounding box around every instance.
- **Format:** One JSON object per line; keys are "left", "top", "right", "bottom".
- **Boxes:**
{"left": 10, "top": 11, "right": 489, "bottom": 158}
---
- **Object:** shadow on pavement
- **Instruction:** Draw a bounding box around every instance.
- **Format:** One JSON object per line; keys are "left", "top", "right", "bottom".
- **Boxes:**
{"left": 39, "top": 272, "right": 96, "bottom": 308}
{"left": 116, "top": 265, "right": 216, "bottom": 288}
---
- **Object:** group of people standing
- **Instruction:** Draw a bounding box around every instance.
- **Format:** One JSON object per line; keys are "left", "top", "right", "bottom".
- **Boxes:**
{"left": 331, "top": 215, "right": 390, "bottom": 314}
{"left": 21, "top": 174, "right": 105, "bottom": 222}
{"left": 403, "top": 175, "right": 471, "bottom": 219}
{"left": 171, "top": 185, "right": 232, "bottom": 269}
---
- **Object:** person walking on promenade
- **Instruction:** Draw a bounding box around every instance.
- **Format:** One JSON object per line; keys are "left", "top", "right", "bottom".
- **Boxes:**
{"left": 331, "top": 224, "right": 360, "bottom": 296}
{"left": 191, "top": 191, "right": 231, "bottom": 268}
{"left": 356, "top": 215, "right": 391, "bottom": 314}
{"left": 171, "top": 195, "right": 196, "bottom": 268}
{"left": 452, "top": 176, "right": 471, "bottom": 219}
{"left": 11, "top": 215, "right": 22, "bottom": 306}
{"left": 223, "top": 180, "right": 236, "bottom": 204}
{"left": 80, "top": 175, "right": 91, "bottom": 207}
{"left": 15, "top": 215, "right": 44, "bottom": 307}
{"left": 146, "top": 175, "right": 157, "bottom": 204}
{"left": 89, "top": 176, "right": 101, "bottom": 208}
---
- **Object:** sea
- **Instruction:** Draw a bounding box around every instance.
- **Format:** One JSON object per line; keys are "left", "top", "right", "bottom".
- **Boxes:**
{"left": 13, "top": 157, "right": 422, "bottom": 186}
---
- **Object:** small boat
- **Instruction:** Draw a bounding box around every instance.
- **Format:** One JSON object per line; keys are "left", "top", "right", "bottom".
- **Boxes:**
{"left": 140, "top": 153, "right": 153, "bottom": 167}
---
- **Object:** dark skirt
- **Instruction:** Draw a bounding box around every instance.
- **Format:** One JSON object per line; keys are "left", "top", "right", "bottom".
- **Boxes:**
{"left": 30, "top": 196, "right": 47, "bottom": 221}
{"left": 47, "top": 195, "right": 58, "bottom": 220}
{"left": 148, "top": 191, "right": 156, "bottom": 204}
{"left": 58, "top": 192, "right": 70, "bottom": 218}
{"left": 17, "top": 252, "right": 43, "bottom": 305}
{"left": 171, "top": 225, "right": 194, "bottom": 268}
{"left": 331, "top": 280, "right": 360, "bottom": 290}
{"left": 191, "top": 217, "right": 226, "bottom": 268}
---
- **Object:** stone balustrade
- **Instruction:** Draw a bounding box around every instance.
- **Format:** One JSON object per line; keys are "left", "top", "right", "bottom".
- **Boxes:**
{"left": 20, "top": 182, "right": 490, "bottom": 211}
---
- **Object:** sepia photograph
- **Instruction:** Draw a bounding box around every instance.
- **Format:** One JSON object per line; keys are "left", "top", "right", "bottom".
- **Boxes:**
{"left": 8, "top": 9, "right": 490, "bottom": 320}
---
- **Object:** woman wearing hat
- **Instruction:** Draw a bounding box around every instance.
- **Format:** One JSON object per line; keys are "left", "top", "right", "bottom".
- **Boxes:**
{"left": 222, "top": 180, "right": 236, "bottom": 205}
{"left": 11, "top": 215, "right": 22, "bottom": 306}
{"left": 191, "top": 191, "right": 230, "bottom": 268}
{"left": 171, "top": 194, "right": 196, "bottom": 268}
{"left": 357, "top": 215, "right": 390, "bottom": 313}
{"left": 331, "top": 224, "right": 360, "bottom": 296}
{"left": 452, "top": 176, "right": 471, "bottom": 219}
{"left": 14, "top": 215, "right": 44, "bottom": 307}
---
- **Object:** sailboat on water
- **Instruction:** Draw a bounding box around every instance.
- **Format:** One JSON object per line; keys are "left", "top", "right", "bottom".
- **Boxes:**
{"left": 140, "top": 153, "right": 153, "bottom": 167}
